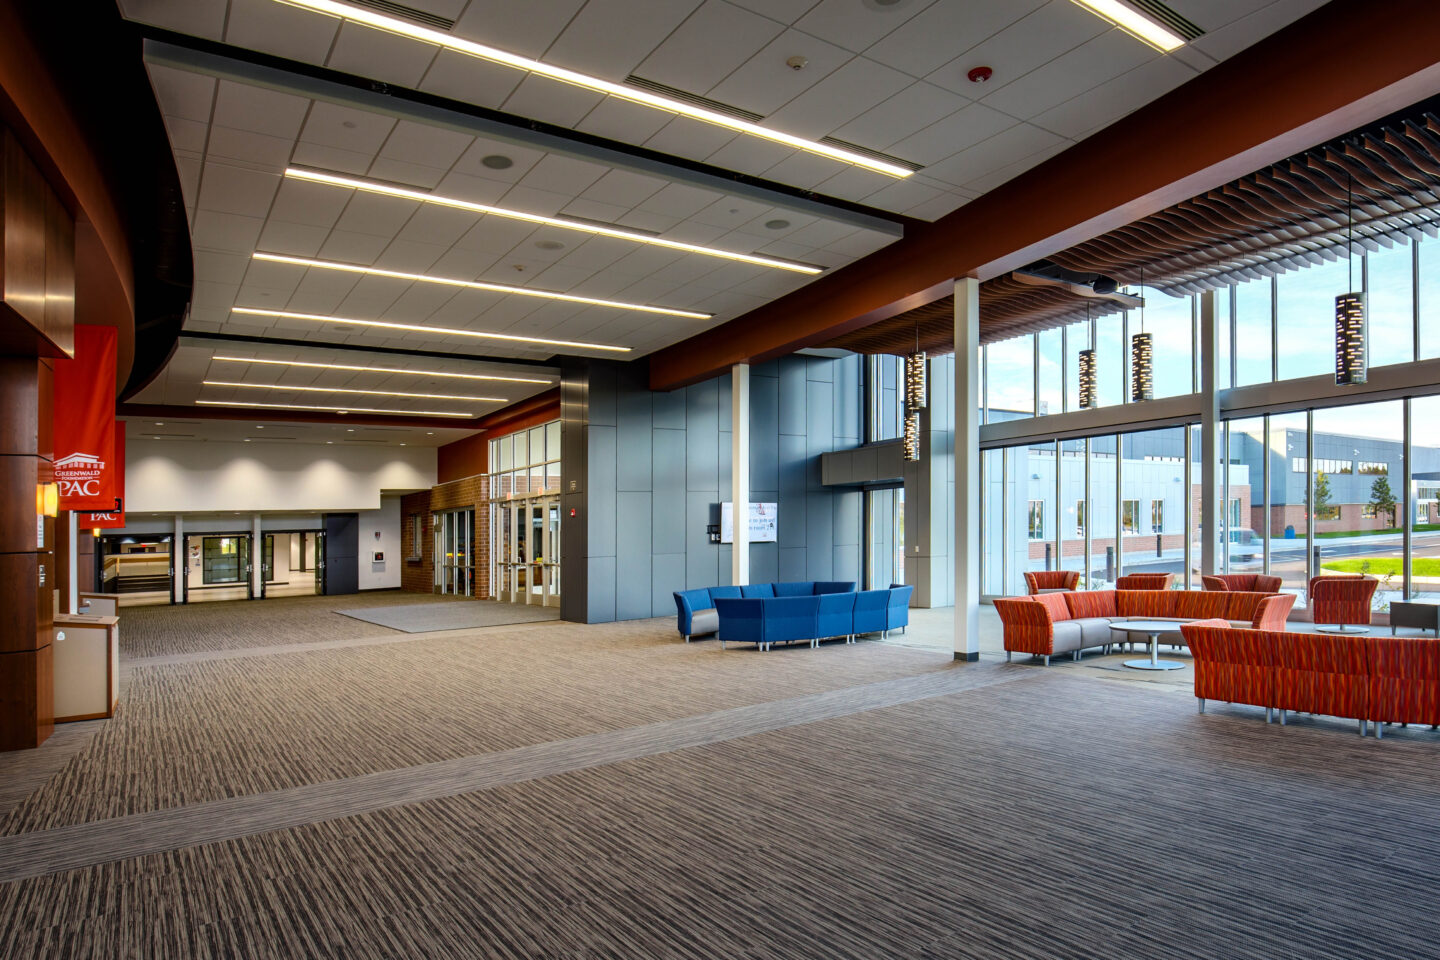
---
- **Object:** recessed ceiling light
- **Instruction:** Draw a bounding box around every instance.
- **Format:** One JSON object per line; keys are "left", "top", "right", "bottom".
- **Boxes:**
{"left": 203, "top": 380, "right": 505, "bottom": 402}
{"left": 282, "top": 170, "right": 823, "bottom": 274}
{"left": 256, "top": 425, "right": 264, "bottom": 429}
{"left": 400, "top": 443, "right": 407, "bottom": 446}
{"left": 326, "top": 440, "right": 334, "bottom": 444}
{"left": 211, "top": 355, "right": 550, "bottom": 385}
{"left": 426, "top": 432, "right": 434, "bottom": 435}
{"left": 535, "top": 240, "right": 565, "bottom": 251}
{"left": 231, "top": 307, "right": 632, "bottom": 353}
{"left": 243, "top": 438, "right": 251, "bottom": 442}
{"left": 197, "top": 400, "right": 474, "bottom": 418}
{"left": 1067, "top": 0, "right": 1184, "bottom": 51}
{"left": 347, "top": 428, "right": 355, "bottom": 432}
{"left": 270, "top": 1, "right": 913, "bottom": 177}
{"left": 765, "top": 219, "right": 791, "bottom": 230}
{"left": 481, "top": 154, "right": 513, "bottom": 169}
{"left": 252, "top": 252, "right": 711, "bottom": 318}
{"left": 155, "top": 422, "right": 164, "bottom": 426}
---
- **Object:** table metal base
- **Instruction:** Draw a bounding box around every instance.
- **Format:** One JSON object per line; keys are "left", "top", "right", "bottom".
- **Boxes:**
{"left": 1315, "top": 624, "right": 1369, "bottom": 634}
{"left": 1123, "top": 658, "right": 1186, "bottom": 671}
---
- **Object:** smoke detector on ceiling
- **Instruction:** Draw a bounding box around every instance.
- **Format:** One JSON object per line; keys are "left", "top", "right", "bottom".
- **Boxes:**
{"left": 968, "top": 66, "right": 993, "bottom": 84}
{"left": 863, "top": 0, "right": 910, "bottom": 10}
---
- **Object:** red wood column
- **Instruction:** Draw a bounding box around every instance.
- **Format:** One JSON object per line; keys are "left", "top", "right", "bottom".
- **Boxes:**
{"left": 0, "top": 357, "right": 55, "bottom": 750}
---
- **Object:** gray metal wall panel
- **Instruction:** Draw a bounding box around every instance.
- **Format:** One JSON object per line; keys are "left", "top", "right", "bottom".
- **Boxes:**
{"left": 685, "top": 492, "right": 718, "bottom": 589}
{"left": 686, "top": 379, "right": 719, "bottom": 492}
{"left": 806, "top": 356, "right": 835, "bottom": 382}
{"left": 777, "top": 435, "right": 808, "bottom": 547}
{"left": 615, "top": 366, "right": 652, "bottom": 493}
{"left": 806, "top": 498, "right": 834, "bottom": 579}
{"left": 587, "top": 555, "right": 616, "bottom": 623}
{"left": 652, "top": 386, "right": 686, "bottom": 429}
{"left": 750, "top": 542, "right": 778, "bottom": 584}
{"left": 651, "top": 428, "right": 687, "bottom": 556}
{"left": 833, "top": 542, "right": 861, "bottom": 584}
{"left": 833, "top": 489, "right": 861, "bottom": 546}
{"left": 652, "top": 553, "right": 685, "bottom": 620}
{"left": 614, "top": 491, "right": 653, "bottom": 620}
{"left": 588, "top": 361, "right": 617, "bottom": 427}
{"left": 778, "top": 546, "right": 807, "bottom": 581}
{"left": 777, "top": 358, "right": 807, "bottom": 436}
{"left": 834, "top": 355, "right": 860, "bottom": 442}
{"left": 749, "top": 371, "right": 780, "bottom": 492}
{"left": 587, "top": 425, "right": 618, "bottom": 560}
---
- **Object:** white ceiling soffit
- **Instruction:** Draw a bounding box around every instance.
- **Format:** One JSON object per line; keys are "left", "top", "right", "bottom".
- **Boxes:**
{"left": 131, "top": 336, "right": 559, "bottom": 415}
{"left": 122, "top": 414, "right": 477, "bottom": 448}
{"left": 119, "top": 0, "right": 1329, "bottom": 223}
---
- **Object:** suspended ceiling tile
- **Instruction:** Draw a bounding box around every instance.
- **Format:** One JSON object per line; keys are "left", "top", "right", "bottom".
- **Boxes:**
{"left": 632, "top": 0, "right": 783, "bottom": 93}
{"left": 978, "top": 27, "right": 1160, "bottom": 120}
{"left": 148, "top": 64, "right": 217, "bottom": 123}
{"left": 922, "top": 121, "right": 1063, "bottom": 188}
{"left": 268, "top": 178, "right": 353, "bottom": 229}
{"left": 641, "top": 117, "right": 740, "bottom": 166}
{"left": 316, "top": 230, "right": 391, "bottom": 264}
{"left": 865, "top": 0, "right": 1045, "bottom": 79}
{"left": 516, "top": 152, "right": 611, "bottom": 196}
{"left": 332, "top": 193, "right": 421, "bottom": 238}
{"left": 190, "top": 210, "right": 266, "bottom": 253}
{"left": 573, "top": 97, "right": 674, "bottom": 146}
{"left": 794, "top": 0, "right": 935, "bottom": 53}
{"left": 299, "top": 102, "right": 397, "bottom": 153}
{"left": 829, "top": 81, "right": 970, "bottom": 153}
{"left": 727, "top": 0, "right": 818, "bottom": 24}
{"left": 224, "top": 0, "right": 339, "bottom": 66}
{"left": 327, "top": 21, "right": 439, "bottom": 89}
{"left": 119, "top": 0, "right": 226, "bottom": 39}
{"left": 376, "top": 119, "right": 475, "bottom": 171}
{"left": 164, "top": 116, "right": 209, "bottom": 157}
{"left": 205, "top": 125, "right": 295, "bottom": 168}
{"left": 1188, "top": 0, "right": 1329, "bottom": 62}
{"left": 417, "top": 50, "right": 523, "bottom": 110}
{"left": 545, "top": 0, "right": 704, "bottom": 81}
{"left": 448, "top": 0, "right": 588, "bottom": 61}
{"left": 365, "top": 157, "right": 450, "bottom": 190}
{"left": 289, "top": 142, "right": 375, "bottom": 178}
{"left": 885, "top": 100, "right": 1015, "bottom": 168}
{"left": 500, "top": 74, "right": 607, "bottom": 128}
{"left": 1030, "top": 54, "right": 1197, "bottom": 140}
{"left": 256, "top": 220, "right": 331, "bottom": 257}
{"left": 213, "top": 79, "right": 311, "bottom": 140}
{"left": 706, "top": 28, "right": 851, "bottom": 116}
{"left": 764, "top": 55, "right": 913, "bottom": 140}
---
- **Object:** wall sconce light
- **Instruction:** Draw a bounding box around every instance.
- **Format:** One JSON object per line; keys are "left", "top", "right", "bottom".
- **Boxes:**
{"left": 1078, "top": 349, "right": 1097, "bottom": 409}
{"left": 1130, "top": 331, "right": 1153, "bottom": 401}
{"left": 92, "top": 528, "right": 102, "bottom": 538}
{"left": 1335, "top": 291, "right": 1367, "bottom": 385}
{"left": 36, "top": 482, "right": 59, "bottom": 518}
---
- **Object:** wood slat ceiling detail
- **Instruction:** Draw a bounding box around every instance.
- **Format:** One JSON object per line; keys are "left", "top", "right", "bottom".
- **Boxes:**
{"left": 826, "top": 103, "right": 1440, "bottom": 355}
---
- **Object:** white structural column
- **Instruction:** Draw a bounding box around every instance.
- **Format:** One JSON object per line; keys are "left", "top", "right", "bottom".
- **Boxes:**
{"left": 65, "top": 512, "right": 79, "bottom": 614}
{"left": 251, "top": 513, "right": 263, "bottom": 599}
{"left": 731, "top": 363, "right": 750, "bottom": 586}
{"left": 1199, "top": 289, "right": 1219, "bottom": 577}
{"left": 954, "top": 278, "right": 981, "bottom": 661}
{"left": 172, "top": 514, "right": 184, "bottom": 603}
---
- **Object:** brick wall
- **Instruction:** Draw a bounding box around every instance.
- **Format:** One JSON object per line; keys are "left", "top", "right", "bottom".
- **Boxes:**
{"left": 400, "top": 476, "right": 490, "bottom": 597}
{"left": 400, "top": 490, "right": 432, "bottom": 594}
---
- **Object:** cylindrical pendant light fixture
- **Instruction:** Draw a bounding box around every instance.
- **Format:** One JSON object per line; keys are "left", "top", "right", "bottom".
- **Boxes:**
{"left": 1130, "top": 331, "right": 1153, "bottom": 401}
{"left": 1078, "top": 349, "right": 1096, "bottom": 410}
{"left": 902, "top": 409, "right": 920, "bottom": 461}
{"left": 904, "top": 351, "right": 927, "bottom": 410}
{"left": 1335, "top": 291, "right": 1367, "bottom": 385}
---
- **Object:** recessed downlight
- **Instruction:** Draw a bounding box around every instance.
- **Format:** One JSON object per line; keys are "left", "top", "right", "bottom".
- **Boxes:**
{"left": 765, "top": 219, "right": 791, "bottom": 230}
{"left": 231, "top": 306, "right": 633, "bottom": 353}
{"left": 211, "top": 355, "right": 551, "bottom": 384}
{"left": 269, "top": 0, "right": 914, "bottom": 177}
{"left": 481, "top": 154, "right": 514, "bottom": 169}
{"left": 252, "top": 252, "right": 712, "bottom": 318}
{"left": 283, "top": 169, "right": 823, "bottom": 274}
{"left": 535, "top": 240, "right": 565, "bottom": 251}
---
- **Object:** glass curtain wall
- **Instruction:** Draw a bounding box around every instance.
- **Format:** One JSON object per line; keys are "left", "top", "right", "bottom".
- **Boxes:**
{"left": 866, "top": 487, "right": 904, "bottom": 588}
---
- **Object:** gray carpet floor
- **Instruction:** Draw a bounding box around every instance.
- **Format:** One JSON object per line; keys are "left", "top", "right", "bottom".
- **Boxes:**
{"left": 335, "top": 599, "right": 560, "bottom": 632}
{"left": 2, "top": 595, "right": 1437, "bottom": 958}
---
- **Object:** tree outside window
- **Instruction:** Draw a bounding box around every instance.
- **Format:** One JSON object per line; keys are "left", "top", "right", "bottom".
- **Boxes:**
{"left": 1314, "top": 470, "right": 1339, "bottom": 522}
{"left": 1368, "top": 475, "right": 1397, "bottom": 527}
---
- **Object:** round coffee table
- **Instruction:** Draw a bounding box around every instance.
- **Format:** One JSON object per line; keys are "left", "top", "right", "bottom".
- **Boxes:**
{"left": 1109, "top": 619, "right": 1189, "bottom": 671}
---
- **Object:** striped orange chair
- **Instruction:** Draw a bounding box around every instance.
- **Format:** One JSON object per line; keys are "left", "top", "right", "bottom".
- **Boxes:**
{"left": 1023, "top": 570, "right": 1080, "bottom": 595}
{"left": 1202, "top": 574, "right": 1282, "bottom": 593}
{"left": 1366, "top": 636, "right": 1440, "bottom": 739}
{"left": 1114, "top": 572, "right": 1174, "bottom": 591}
{"left": 1273, "top": 629, "right": 1368, "bottom": 735}
{"left": 1180, "top": 620, "right": 1274, "bottom": 721}
{"left": 1308, "top": 575, "right": 1378, "bottom": 634}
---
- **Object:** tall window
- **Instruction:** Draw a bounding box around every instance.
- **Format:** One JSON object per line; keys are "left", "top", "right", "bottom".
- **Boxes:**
{"left": 1151, "top": 500, "right": 1164, "bottom": 533}
{"left": 1027, "top": 501, "right": 1044, "bottom": 540}
{"left": 1075, "top": 500, "right": 1086, "bottom": 536}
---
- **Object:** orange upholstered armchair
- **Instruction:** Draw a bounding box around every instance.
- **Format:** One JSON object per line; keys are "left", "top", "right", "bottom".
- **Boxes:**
{"left": 1202, "top": 574, "right": 1282, "bottom": 593}
{"left": 1309, "top": 575, "right": 1378, "bottom": 634}
{"left": 1024, "top": 570, "right": 1079, "bottom": 595}
{"left": 1114, "top": 572, "right": 1174, "bottom": 591}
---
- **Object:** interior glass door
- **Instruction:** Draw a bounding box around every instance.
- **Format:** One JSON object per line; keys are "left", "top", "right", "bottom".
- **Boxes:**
{"left": 314, "top": 532, "right": 326, "bottom": 596}
{"left": 545, "top": 498, "right": 562, "bottom": 604}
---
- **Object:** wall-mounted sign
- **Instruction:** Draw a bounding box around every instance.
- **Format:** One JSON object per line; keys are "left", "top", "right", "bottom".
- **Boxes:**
{"left": 720, "top": 502, "right": 778, "bottom": 543}
{"left": 54, "top": 327, "right": 118, "bottom": 511}
{"left": 81, "top": 428, "right": 125, "bottom": 529}
{"left": 372, "top": 551, "right": 385, "bottom": 562}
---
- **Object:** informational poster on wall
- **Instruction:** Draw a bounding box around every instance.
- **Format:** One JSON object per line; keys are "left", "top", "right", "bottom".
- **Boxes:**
{"left": 720, "top": 502, "right": 778, "bottom": 543}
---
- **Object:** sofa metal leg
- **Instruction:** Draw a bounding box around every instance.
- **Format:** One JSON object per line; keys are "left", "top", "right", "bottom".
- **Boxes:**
{"left": 1072, "top": 650, "right": 1080, "bottom": 662}
{"left": 1006, "top": 651, "right": 1012, "bottom": 662}
{"left": 1265, "top": 707, "right": 1272, "bottom": 723}
{"left": 684, "top": 634, "right": 690, "bottom": 643}
{"left": 720, "top": 639, "right": 726, "bottom": 650}
{"left": 1198, "top": 699, "right": 1205, "bottom": 714}
{"left": 1358, "top": 718, "right": 1366, "bottom": 737}
{"left": 1280, "top": 709, "right": 1287, "bottom": 726}
{"left": 1377, "top": 722, "right": 1384, "bottom": 740}
{"left": 1043, "top": 655, "right": 1050, "bottom": 666}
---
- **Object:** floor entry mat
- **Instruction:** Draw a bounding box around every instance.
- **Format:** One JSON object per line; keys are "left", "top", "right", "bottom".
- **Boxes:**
{"left": 335, "top": 600, "right": 560, "bottom": 633}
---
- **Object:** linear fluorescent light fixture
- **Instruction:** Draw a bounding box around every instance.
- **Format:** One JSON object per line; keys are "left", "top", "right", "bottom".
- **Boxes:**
{"left": 252, "top": 252, "right": 710, "bottom": 318}
{"left": 283, "top": 169, "right": 823, "bottom": 275}
{"left": 202, "top": 380, "right": 505, "bottom": 402}
{"left": 197, "top": 400, "right": 474, "bottom": 417}
{"left": 211, "top": 355, "right": 551, "bottom": 384}
{"left": 231, "top": 306, "right": 632, "bottom": 353}
{"left": 1068, "top": 0, "right": 1184, "bottom": 51}
{"left": 272, "top": 0, "right": 911, "bottom": 177}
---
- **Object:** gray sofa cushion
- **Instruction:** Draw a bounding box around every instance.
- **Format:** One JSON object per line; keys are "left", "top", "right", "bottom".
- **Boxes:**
{"left": 690, "top": 608, "right": 719, "bottom": 636}
{"left": 1036, "top": 587, "right": 1070, "bottom": 594}
{"left": 1050, "top": 621, "right": 1085, "bottom": 653}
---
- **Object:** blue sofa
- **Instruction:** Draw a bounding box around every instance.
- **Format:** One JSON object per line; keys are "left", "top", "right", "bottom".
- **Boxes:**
{"left": 704, "top": 584, "right": 913, "bottom": 652}
{"left": 673, "top": 581, "right": 855, "bottom": 641}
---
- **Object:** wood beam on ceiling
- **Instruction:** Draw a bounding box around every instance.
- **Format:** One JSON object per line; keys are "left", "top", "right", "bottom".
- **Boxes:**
{"left": 647, "top": 0, "right": 1440, "bottom": 390}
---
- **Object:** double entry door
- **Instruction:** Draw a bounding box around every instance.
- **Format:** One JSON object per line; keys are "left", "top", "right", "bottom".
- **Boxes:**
{"left": 495, "top": 497, "right": 561, "bottom": 606}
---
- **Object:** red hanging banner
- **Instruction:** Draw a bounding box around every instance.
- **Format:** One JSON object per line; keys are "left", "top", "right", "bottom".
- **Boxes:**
{"left": 54, "top": 325, "right": 118, "bottom": 511}
{"left": 81, "top": 425, "right": 125, "bottom": 529}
